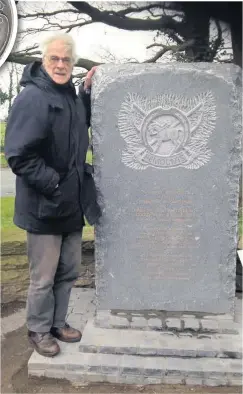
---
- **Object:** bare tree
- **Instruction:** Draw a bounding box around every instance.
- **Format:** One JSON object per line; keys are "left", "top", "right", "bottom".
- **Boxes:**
{"left": 0, "top": 63, "right": 23, "bottom": 117}
{"left": 0, "top": 88, "right": 8, "bottom": 104}
{"left": 7, "top": 2, "right": 240, "bottom": 71}
{"left": 68, "top": 2, "right": 240, "bottom": 65}
{"left": 7, "top": 63, "right": 14, "bottom": 115}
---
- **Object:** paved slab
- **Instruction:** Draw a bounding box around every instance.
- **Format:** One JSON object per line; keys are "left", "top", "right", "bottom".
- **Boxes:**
{"left": 28, "top": 351, "right": 242, "bottom": 386}
{"left": 1, "top": 288, "right": 95, "bottom": 340}
{"left": 28, "top": 291, "right": 242, "bottom": 387}
{"left": 0, "top": 168, "right": 16, "bottom": 196}
{"left": 66, "top": 288, "right": 96, "bottom": 330}
{"left": 79, "top": 318, "right": 242, "bottom": 359}
{"left": 95, "top": 308, "right": 241, "bottom": 334}
{"left": 1, "top": 308, "right": 26, "bottom": 338}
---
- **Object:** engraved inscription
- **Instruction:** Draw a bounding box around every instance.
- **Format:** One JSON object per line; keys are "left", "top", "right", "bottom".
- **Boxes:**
{"left": 118, "top": 92, "right": 216, "bottom": 170}
{"left": 131, "top": 191, "right": 200, "bottom": 281}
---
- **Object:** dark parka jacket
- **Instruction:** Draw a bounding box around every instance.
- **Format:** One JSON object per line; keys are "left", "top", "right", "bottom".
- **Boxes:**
{"left": 5, "top": 61, "right": 99, "bottom": 234}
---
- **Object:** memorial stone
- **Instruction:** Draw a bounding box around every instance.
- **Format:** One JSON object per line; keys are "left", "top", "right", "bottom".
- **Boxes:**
{"left": 28, "top": 63, "right": 242, "bottom": 386}
{"left": 92, "top": 63, "right": 242, "bottom": 315}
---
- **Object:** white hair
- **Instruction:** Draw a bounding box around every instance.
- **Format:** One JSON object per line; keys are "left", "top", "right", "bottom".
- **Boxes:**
{"left": 40, "top": 33, "right": 78, "bottom": 63}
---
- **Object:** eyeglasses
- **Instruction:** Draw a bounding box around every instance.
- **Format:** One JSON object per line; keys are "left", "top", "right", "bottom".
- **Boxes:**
{"left": 47, "top": 55, "right": 73, "bottom": 66}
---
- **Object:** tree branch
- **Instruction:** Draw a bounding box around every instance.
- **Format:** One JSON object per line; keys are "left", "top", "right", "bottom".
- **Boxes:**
{"left": 75, "top": 58, "right": 102, "bottom": 70}
{"left": 18, "top": 19, "right": 92, "bottom": 34}
{"left": 18, "top": 8, "right": 80, "bottom": 19}
{"left": 145, "top": 39, "right": 194, "bottom": 63}
{"left": 210, "top": 19, "right": 223, "bottom": 60}
{"left": 165, "top": 31, "right": 184, "bottom": 44}
{"left": 116, "top": 3, "right": 162, "bottom": 17}
{"left": 145, "top": 47, "right": 171, "bottom": 62}
{"left": 13, "top": 44, "right": 39, "bottom": 55}
{"left": 72, "top": 72, "right": 87, "bottom": 80}
{"left": 69, "top": 1, "right": 186, "bottom": 35}
{"left": 7, "top": 54, "right": 101, "bottom": 70}
{"left": 147, "top": 43, "right": 166, "bottom": 49}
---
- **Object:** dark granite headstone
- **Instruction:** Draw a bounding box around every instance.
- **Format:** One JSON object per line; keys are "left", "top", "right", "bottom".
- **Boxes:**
{"left": 91, "top": 64, "right": 242, "bottom": 314}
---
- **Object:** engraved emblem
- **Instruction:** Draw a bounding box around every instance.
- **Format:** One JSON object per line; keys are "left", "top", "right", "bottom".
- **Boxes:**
{"left": 0, "top": 0, "right": 18, "bottom": 69}
{"left": 118, "top": 92, "right": 216, "bottom": 170}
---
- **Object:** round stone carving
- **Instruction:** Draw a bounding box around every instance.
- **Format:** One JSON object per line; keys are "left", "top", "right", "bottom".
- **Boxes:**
{"left": 141, "top": 107, "right": 190, "bottom": 157}
{"left": 0, "top": 0, "right": 18, "bottom": 68}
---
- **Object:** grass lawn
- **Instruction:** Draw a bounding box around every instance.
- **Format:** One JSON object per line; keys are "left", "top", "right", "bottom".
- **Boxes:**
{"left": 0, "top": 121, "right": 6, "bottom": 144}
{"left": 86, "top": 148, "right": 92, "bottom": 165}
{"left": 1, "top": 153, "right": 8, "bottom": 168}
{"left": 1, "top": 196, "right": 94, "bottom": 243}
{"left": 0, "top": 122, "right": 8, "bottom": 168}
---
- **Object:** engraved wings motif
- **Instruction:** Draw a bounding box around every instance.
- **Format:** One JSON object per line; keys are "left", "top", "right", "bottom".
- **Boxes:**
{"left": 118, "top": 93, "right": 149, "bottom": 170}
{"left": 118, "top": 92, "right": 216, "bottom": 170}
{"left": 181, "top": 92, "right": 216, "bottom": 169}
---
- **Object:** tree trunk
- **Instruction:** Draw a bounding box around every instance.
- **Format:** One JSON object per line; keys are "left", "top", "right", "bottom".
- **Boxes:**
{"left": 231, "top": 24, "right": 242, "bottom": 68}
{"left": 8, "top": 65, "right": 14, "bottom": 116}
{"left": 182, "top": 5, "right": 210, "bottom": 61}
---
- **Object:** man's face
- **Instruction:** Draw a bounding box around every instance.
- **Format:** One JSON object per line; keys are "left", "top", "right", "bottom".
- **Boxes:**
{"left": 43, "top": 40, "right": 74, "bottom": 84}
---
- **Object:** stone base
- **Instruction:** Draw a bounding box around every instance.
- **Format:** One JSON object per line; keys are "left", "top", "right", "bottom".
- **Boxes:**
{"left": 95, "top": 308, "right": 240, "bottom": 335}
{"left": 80, "top": 319, "right": 242, "bottom": 359}
{"left": 28, "top": 318, "right": 242, "bottom": 386}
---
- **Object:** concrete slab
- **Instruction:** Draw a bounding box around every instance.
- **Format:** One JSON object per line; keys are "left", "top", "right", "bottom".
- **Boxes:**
{"left": 95, "top": 308, "right": 241, "bottom": 334}
{"left": 28, "top": 350, "right": 242, "bottom": 386}
{"left": 1, "top": 308, "right": 26, "bottom": 338}
{"left": 28, "top": 290, "right": 243, "bottom": 386}
{"left": 79, "top": 318, "right": 242, "bottom": 359}
{"left": 0, "top": 168, "right": 16, "bottom": 196}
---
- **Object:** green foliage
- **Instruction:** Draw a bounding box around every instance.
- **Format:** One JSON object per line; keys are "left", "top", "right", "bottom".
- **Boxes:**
{"left": 1, "top": 153, "right": 8, "bottom": 168}
{"left": 1, "top": 122, "right": 7, "bottom": 162}
{"left": 1, "top": 197, "right": 16, "bottom": 229}
{"left": 86, "top": 148, "right": 92, "bottom": 164}
{"left": 0, "top": 122, "right": 6, "bottom": 154}
{"left": 0, "top": 88, "right": 9, "bottom": 104}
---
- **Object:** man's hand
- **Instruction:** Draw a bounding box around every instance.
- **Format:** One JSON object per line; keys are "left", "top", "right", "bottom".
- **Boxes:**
{"left": 84, "top": 66, "right": 97, "bottom": 90}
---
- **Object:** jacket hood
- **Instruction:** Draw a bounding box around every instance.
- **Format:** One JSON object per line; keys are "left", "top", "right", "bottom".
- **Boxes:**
{"left": 20, "top": 61, "right": 48, "bottom": 88}
{"left": 20, "top": 61, "right": 76, "bottom": 96}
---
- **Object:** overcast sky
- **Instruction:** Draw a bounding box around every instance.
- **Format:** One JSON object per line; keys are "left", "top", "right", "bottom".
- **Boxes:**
{"left": 0, "top": 1, "right": 232, "bottom": 118}
{"left": 0, "top": 1, "right": 158, "bottom": 118}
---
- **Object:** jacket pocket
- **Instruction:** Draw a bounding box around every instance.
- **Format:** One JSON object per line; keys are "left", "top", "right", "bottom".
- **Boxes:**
{"left": 38, "top": 168, "right": 80, "bottom": 220}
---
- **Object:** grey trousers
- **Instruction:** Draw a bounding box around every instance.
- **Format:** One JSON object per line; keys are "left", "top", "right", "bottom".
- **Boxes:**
{"left": 26, "top": 231, "right": 82, "bottom": 332}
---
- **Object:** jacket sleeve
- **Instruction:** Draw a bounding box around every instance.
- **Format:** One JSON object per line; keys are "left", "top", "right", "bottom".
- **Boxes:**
{"left": 4, "top": 88, "right": 60, "bottom": 196}
{"left": 78, "top": 83, "right": 91, "bottom": 128}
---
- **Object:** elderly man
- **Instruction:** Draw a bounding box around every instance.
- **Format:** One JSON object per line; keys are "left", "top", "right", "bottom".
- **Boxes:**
{"left": 5, "top": 33, "right": 99, "bottom": 357}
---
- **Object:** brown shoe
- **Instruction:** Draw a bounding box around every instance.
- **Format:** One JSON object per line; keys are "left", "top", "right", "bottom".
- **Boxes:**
{"left": 28, "top": 331, "right": 60, "bottom": 357}
{"left": 50, "top": 323, "right": 82, "bottom": 343}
